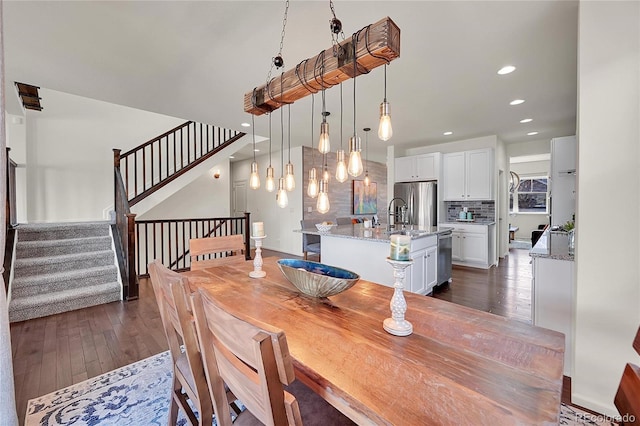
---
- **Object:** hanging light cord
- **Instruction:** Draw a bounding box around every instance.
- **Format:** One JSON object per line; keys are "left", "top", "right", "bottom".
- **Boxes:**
{"left": 288, "top": 104, "right": 292, "bottom": 163}
{"left": 280, "top": 73, "right": 285, "bottom": 177}
{"left": 384, "top": 64, "right": 388, "bottom": 102}
{"left": 268, "top": 113, "right": 272, "bottom": 166}
{"left": 252, "top": 114, "right": 257, "bottom": 163}
{"left": 311, "top": 94, "right": 315, "bottom": 164}
{"left": 353, "top": 33, "right": 357, "bottom": 137}
{"left": 340, "top": 82, "right": 343, "bottom": 149}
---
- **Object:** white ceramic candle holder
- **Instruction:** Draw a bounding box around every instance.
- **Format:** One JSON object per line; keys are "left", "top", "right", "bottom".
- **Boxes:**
{"left": 249, "top": 235, "right": 267, "bottom": 278}
{"left": 383, "top": 257, "right": 414, "bottom": 336}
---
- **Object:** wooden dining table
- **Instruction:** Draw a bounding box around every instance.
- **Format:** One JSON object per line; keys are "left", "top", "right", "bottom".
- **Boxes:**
{"left": 182, "top": 256, "right": 564, "bottom": 425}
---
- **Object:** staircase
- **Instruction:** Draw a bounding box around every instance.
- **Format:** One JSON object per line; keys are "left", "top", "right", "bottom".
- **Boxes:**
{"left": 8, "top": 222, "right": 121, "bottom": 323}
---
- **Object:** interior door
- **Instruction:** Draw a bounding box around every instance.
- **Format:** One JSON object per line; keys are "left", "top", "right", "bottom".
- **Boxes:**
{"left": 232, "top": 180, "right": 247, "bottom": 216}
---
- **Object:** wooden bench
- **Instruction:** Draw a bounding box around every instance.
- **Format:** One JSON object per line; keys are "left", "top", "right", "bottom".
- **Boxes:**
{"left": 509, "top": 226, "right": 519, "bottom": 241}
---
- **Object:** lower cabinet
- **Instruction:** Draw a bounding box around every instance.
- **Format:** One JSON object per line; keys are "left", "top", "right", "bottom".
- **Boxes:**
{"left": 405, "top": 235, "right": 438, "bottom": 295}
{"left": 445, "top": 223, "right": 494, "bottom": 269}
{"left": 532, "top": 256, "right": 574, "bottom": 376}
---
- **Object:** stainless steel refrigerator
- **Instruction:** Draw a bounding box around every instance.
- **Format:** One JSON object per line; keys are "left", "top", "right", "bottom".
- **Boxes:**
{"left": 393, "top": 181, "right": 437, "bottom": 227}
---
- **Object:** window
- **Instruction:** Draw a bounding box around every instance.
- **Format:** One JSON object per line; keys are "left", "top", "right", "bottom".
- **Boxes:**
{"left": 510, "top": 176, "right": 548, "bottom": 213}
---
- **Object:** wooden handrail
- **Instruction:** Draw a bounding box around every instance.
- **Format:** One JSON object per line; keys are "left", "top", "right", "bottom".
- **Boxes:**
{"left": 115, "top": 121, "right": 245, "bottom": 207}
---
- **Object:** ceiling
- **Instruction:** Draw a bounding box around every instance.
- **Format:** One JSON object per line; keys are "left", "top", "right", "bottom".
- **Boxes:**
{"left": 3, "top": 1, "right": 578, "bottom": 162}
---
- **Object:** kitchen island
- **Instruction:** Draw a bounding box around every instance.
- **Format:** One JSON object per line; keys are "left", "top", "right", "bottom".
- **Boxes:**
{"left": 530, "top": 229, "right": 574, "bottom": 376}
{"left": 300, "top": 224, "right": 452, "bottom": 295}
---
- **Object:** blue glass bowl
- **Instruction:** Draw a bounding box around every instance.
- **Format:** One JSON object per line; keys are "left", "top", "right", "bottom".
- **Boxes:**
{"left": 277, "top": 259, "right": 360, "bottom": 298}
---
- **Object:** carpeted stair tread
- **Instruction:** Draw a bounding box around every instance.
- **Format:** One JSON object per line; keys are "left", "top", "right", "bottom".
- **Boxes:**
{"left": 17, "top": 221, "right": 110, "bottom": 241}
{"left": 14, "top": 250, "right": 114, "bottom": 278}
{"left": 9, "top": 221, "right": 122, "bottom": 322}
{"left": 9, "top": 281, "right": 122, "bottom": 323}
{"left": 11, "top": 265, "right": 118, "bottom": 298}
{"left": 16, "top": 236, "right": 113, "bottom": 257}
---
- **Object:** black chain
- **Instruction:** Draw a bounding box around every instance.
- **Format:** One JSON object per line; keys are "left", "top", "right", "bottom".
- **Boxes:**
{"left": 267, "top": 0, "right": 290, "bottom": 84}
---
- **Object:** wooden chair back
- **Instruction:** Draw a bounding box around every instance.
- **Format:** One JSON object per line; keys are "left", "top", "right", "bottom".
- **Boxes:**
{"left": 190, "top": 235, "right": 246, "bottom": 270}
{"left": 191, "top": 287, "right": 302, "bottom": 426}
{"left": 615, "top": 325, "right": 640, "bottom": 425}
{"left": 148, "top": 260, "right": 213, "bottom": 425}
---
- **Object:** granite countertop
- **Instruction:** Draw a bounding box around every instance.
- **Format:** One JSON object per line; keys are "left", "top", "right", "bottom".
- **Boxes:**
{"left": 440, "top": 220, "right": 497, "bottom": 226}
{"left": 530, "top": 229, "right": 574, "bottom": 261}
{"left": 299, "top": 224, "right": 453, "bottom": 243}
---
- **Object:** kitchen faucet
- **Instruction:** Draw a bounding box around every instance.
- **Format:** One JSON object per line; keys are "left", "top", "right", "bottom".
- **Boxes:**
{"left": 387, "top": 197, "right": 408, "bottom": 231}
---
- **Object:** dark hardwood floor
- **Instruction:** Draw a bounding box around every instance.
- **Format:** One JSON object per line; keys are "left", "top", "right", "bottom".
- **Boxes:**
{"left": 10, "top": 247, "right": 565, "bottom": 425}
{"left": 433, "top": 247, "right": 532, "bottom": 324}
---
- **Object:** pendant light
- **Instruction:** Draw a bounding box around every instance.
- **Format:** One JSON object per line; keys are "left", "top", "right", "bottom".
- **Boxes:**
{"left": 316, "top": 179, "right": 330, "bottom": 214}
{"left": 249, "top": 113, "right": 260, "bottom": 189}
{"left": 285, "top": 105, "right": 295, "bottom": 191}
{"left": 347, "top": 36, "right": 363, "bottom": 177}
{"left": 318, "top": 52, "right": 331, "bottom": 154}
{"left": 276, "top": 73, "right": 288, "bottom": 208}
{"left": 335, "top": 83, "right": 348, "bottom": 183}
{"left": 317, "top": 153, "right": 330, "bottom": 214}
{"left": 363, "top": 127, "right": 371, "bottom": 186}
{"left": 265, "top": 113, "right": 275, "bottom": 192}
{"left": 378, "top": 64, "right": 392, "bottom": 141}
{"left": 307, "top": 94, "right": 318, "bottom": 198}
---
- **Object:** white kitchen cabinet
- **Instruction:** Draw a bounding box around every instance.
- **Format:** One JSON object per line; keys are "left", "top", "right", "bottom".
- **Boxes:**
{"left": 550, "top": 136, "right": 576, "bottom": 227}
{"left": 444, "top": 223, "right": 494, "bottom": 269}
{"left": 404, "top": 235, "right": 438, "bottom": 295}
{"left": 443, "top": 148, "right": 493, "bottom": 200}
{"left": 532, "top": 256, "right": 574, "bottom": 376}
{"left": 395, "top": 153, "right": 440, "bottom": 182}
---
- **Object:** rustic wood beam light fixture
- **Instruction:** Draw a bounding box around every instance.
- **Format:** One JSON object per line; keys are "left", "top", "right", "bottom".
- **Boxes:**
{"left": 244, "top": 16, "right": 400, "bottom": 116}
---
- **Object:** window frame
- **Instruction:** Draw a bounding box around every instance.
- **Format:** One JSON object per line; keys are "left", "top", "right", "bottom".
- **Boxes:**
{"left": 510, "top": 175, "right": 549, "bottom": 214}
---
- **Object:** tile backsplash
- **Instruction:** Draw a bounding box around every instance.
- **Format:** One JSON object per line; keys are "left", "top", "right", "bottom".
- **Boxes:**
{"left": 445, "top": 201, "right": 495, "bottom": 222}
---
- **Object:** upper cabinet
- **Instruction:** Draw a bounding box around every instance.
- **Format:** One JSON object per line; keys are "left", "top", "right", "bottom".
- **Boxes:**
{"left": 395, "top": 153, "right": 440, "bottom": 182}
{"left": 443, "top": 148, "right": 494, "bottom": 201}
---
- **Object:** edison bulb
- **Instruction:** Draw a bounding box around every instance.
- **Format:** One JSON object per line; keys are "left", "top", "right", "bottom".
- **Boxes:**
{"left": 318, "top": 122, "right": 330, "bottom": 154}
{"left": 276, "top": 178, "right": 288, "bottom": 208}
{"left": 378, "top": 101, "right": 393, "bottom": 141}
{"left": 249, "top": 161, "right": 260, "bottom": 189}
{"left": 316, "top": 180, "right": 330, "bottom": 214}
{"left": 335, "top": 150, "right": 348, "bottom": 183}
{"left": 348, "top": 150, "right": 363, "bottom": 177}
{"left": 265, "top": 166, "right": 275, "bottom": 192}
{"left": 285, "top": 162, "right": 295, "bottom": 191}
{"left": 307, "top": 168, "right": 318, "bottom": 198}
{"left": 364, "top": 173, "right": 370, "bottom": 186}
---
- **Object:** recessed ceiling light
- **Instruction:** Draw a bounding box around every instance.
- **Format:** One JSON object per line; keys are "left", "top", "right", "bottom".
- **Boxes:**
{"left": 497, "top": 65, "right": 516, "bottom": 75}
{"left": 527, "top": 131, "right": 539, "bottom": 136}
{"left": 253, "top": 149, "right": 260, "bottom": 152}
{"left": 510, "top": 99, "right": 525, "bottom": 106}
{"left": 520, "top": 118, "right": 533, "bottom": 123}
{"left": 443, "top": 131, "right": 453, "bottom": 136}
{"left": 229, "top": 156, "right": 235, "bottom": 159}
{"left": 241, "top": 122, "right": 251, "bottom": 127}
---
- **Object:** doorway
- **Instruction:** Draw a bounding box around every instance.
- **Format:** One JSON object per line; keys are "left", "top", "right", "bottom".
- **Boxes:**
{"left": 232, "top": 180, "right": 247, "bottom": 216}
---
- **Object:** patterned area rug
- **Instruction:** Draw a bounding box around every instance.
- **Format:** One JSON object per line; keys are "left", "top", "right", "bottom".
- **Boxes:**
{"left": 26, "top": 350, "right": 616, "bottom": 425}
{"left": 25, "top": 351, "right": 213, "bottom": 426}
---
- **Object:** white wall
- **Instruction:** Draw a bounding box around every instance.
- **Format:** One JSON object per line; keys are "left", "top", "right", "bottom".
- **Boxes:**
{"left": 231, "top": 147, "right": 304, "bottom": 256}
{"left": 24, "top": 89, "right": 183, "bottom": 222}
{"left": 137, "top": 161, "right": 231, "bottom": 220}
{"left": 404, "top": 134, "right": 498, "bottom": 156}
{"left": 5, "top": 113, "right": 27, "bottom": 223}
{"left": 574, "top": 1, "right": 640, "bottom": 416}
{"left": 507, "top": 138, "right": 551, "bottom": 158}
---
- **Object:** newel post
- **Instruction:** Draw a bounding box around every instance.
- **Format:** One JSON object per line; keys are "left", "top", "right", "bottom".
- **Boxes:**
{"left": 113, "top": 149, "right": 121, "bottom": 212}
{"left": 126, "top": 212, "right": 139, "bottom": 300}
{"left": 244, "top": 212, "right": 251, "bottom": 260}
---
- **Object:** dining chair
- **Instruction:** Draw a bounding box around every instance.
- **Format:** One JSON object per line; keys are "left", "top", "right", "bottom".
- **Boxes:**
{"left": 300, "top": 220, "right": 320, "bottom": 261}
{"left": 614, "top": 324, "right": 640, "bottom": 424}
{"left": 148, "top": 260, "right": 214, "bottom": 425}
{"left": 191, "top": 288, "right": 354, "bottom": 426}
{"left": 190, "top": 234, "right": 246, "bottom": 271}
